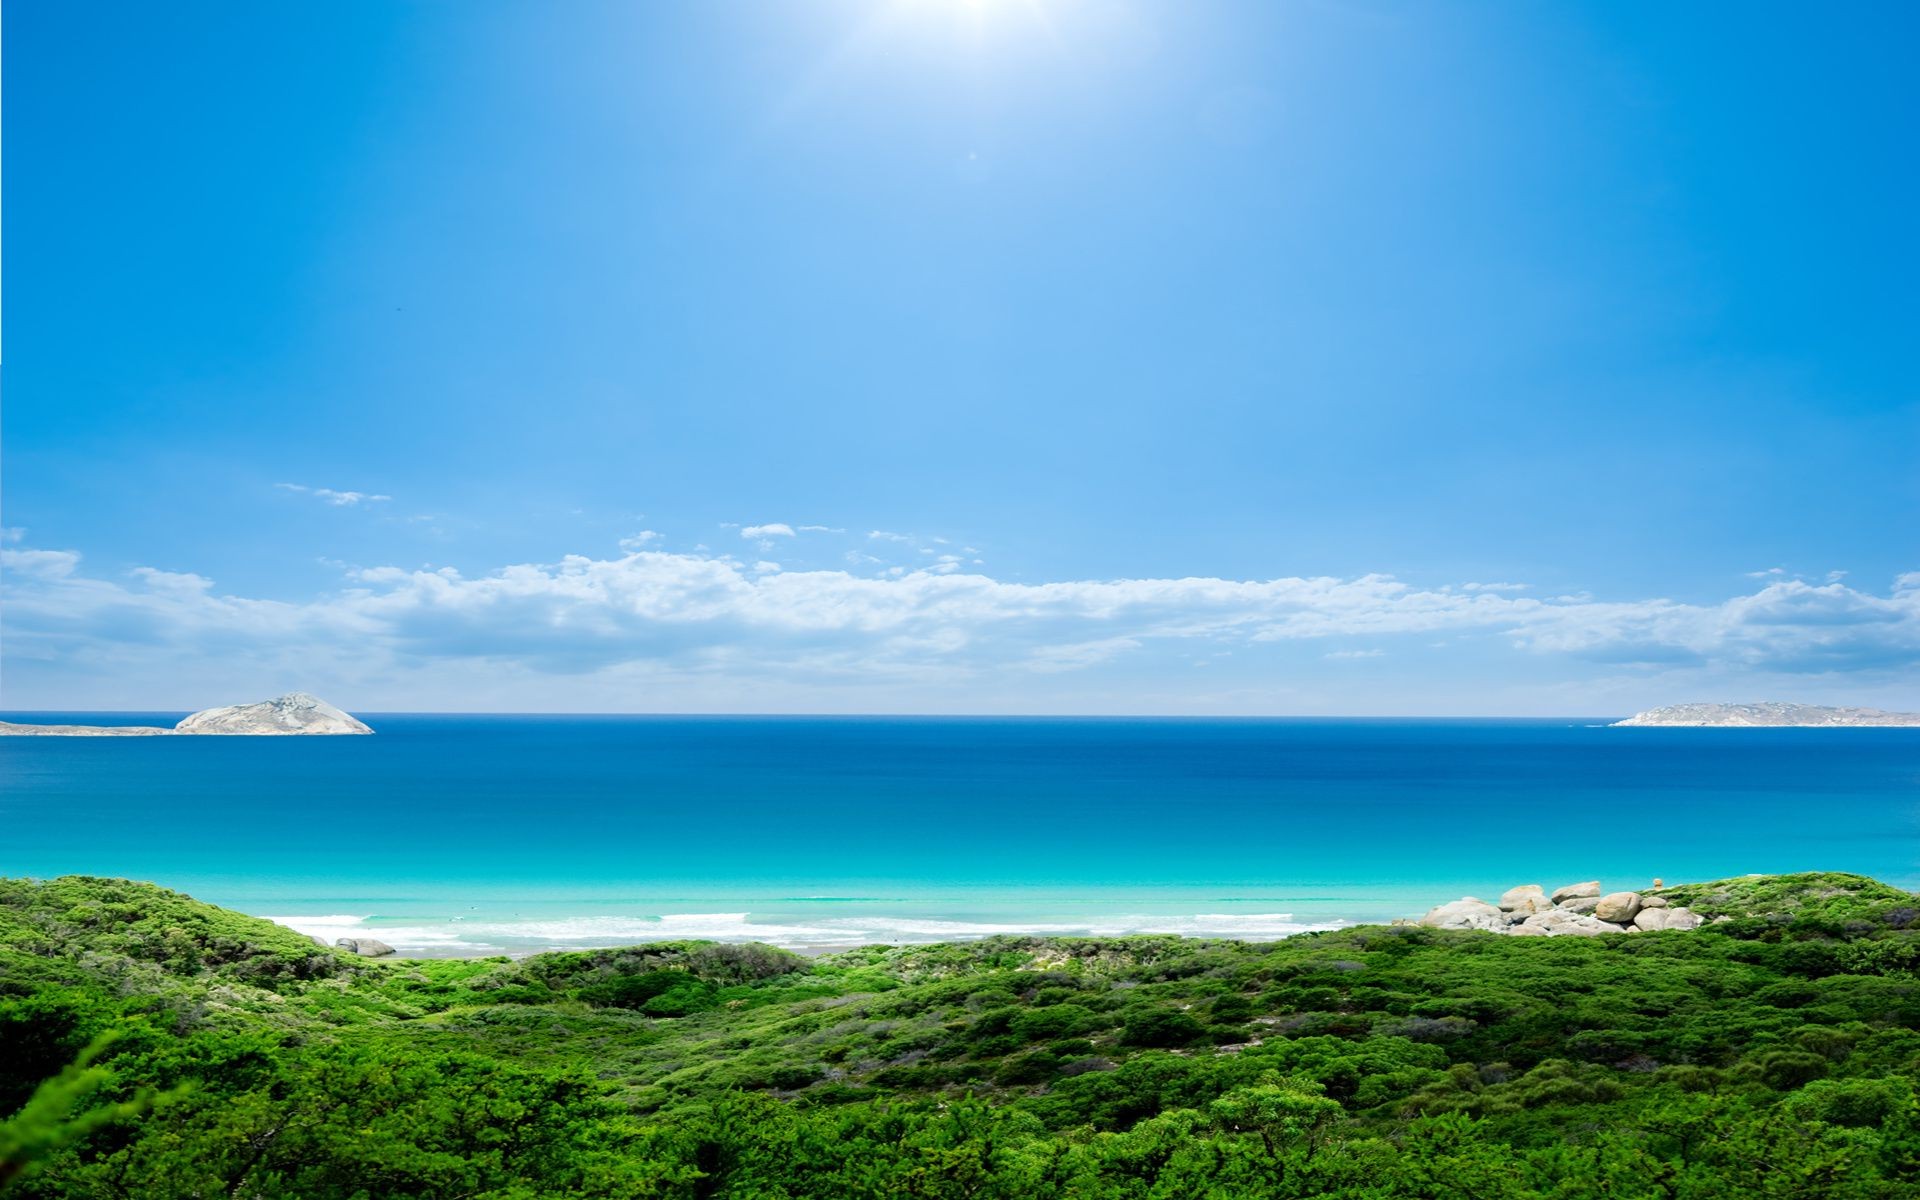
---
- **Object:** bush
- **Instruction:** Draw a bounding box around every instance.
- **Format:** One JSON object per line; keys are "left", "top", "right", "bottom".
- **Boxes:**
{"left": 1119, "top": 1007, "right": 1207, "bottom": 1048}
{"left": 1011, "top": 1004, "right": 1104, "bottom": 1041}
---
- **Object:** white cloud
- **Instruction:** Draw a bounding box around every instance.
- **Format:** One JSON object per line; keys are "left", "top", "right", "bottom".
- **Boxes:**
{"left": 619, "top": 531, "right": 663, "bottom": 550}
{"left": 1028, "top": 637, "right": 1143, "bottom": 673}
{"left": 740, "top": 523, "right": 796, "bottom": 540}
{"left": 0, "top": 548, "right": 82, "bottom": 578}
{"left": 4, "top": 535, "right": 1918, "bottom": 708}
{"left": 798, "top": 525, "right": 845, "bottom": 534}
{"left": 277, "top": 483, "right": 391, "bottom": 507}
{"left": 129, "top": 567, "right": 214, "bottom": 595}
{"left": 1461, "top": 582, "right": 1529, "bottom": 593}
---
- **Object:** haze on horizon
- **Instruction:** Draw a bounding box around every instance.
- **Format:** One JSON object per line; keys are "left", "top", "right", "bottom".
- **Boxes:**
{"left": 4, "top": 1, "right": 1916, "bottom": 716}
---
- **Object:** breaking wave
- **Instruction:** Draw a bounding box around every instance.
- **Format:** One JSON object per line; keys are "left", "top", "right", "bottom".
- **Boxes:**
{"left": 265, "top": 909, "right": 1344, "bottom": 956}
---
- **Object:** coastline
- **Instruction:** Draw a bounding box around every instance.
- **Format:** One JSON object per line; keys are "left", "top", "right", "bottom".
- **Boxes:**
{"left": 249, "top": 876, "right": 1699, "bottom": 958}
{"left": 11, "top": 715, "right": 1920, "bottom": 958}
{"left": 254, "top": 894, "right": 1377, "bottom": 958}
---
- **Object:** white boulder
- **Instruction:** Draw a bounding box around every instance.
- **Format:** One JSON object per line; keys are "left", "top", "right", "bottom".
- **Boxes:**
{"left": 1420, "top": 898, "right": 1507, "bottom": 932}
{"left": 1595, "top": 892, "right": 1644, "bottom": 923}
{"left": 1499, "top": 885, "right": 1551, "bottom": 914}
{"left": 1518, "top": 910, "right": 1620, "bottom": 937}
{"left": 1550, "top": 881, "right": 1601, "bottom": 904}
{"left": 1663, "top": 907, "right": 1702, "bottom": 931}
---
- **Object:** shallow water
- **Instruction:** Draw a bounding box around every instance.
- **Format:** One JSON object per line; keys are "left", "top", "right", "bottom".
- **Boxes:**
{"left": 4, "top": 715, "right": 1916, "bottom": 954}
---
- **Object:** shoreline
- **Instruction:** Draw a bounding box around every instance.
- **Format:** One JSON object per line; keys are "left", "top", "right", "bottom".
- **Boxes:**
{"left": 255, "top": 874, "right": 1698, "bottom": 959}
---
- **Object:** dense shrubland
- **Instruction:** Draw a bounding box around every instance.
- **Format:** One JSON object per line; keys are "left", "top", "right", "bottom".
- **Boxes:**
{"left": 3, "top": 872, "right": 1918, "bottom": 1197}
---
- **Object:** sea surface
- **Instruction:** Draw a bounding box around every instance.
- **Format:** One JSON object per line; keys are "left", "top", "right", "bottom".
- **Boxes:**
{"left": 3, "top": 715, "right": 1917, "bottom": 956}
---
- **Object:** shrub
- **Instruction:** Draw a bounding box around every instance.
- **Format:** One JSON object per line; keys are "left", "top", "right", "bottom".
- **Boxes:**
{"left": 1120, "top": 1008, "right": 1207, "bottom": 1048}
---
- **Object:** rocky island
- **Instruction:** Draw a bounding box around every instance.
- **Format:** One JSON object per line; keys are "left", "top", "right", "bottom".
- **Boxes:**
{"left": 0, "top": 692, "right": 373, "bottom": 736}
{"left": 1613, "top": 701, "right": 1920, "bottom": 727}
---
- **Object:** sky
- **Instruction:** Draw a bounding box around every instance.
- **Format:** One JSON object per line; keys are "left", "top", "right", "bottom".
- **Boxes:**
{"left": 3, "top": 0, "right": 1917, "bottom": 715}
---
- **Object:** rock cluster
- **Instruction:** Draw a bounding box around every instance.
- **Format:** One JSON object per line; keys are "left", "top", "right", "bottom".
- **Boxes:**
{"left": 1419, "top": 880, "right": 1703, "bottom": 937}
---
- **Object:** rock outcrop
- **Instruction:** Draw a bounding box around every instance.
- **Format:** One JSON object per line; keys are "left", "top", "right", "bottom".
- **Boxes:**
{"left": 1614, "top": 702, "right": 1920, "bottom": 728}
{"left": 1418, "top": 880, "right": 1704, "bottom": 938}
{"left": 335, "top": 937, "right": 396, "bottom": 957}
{"left": 0, "top": 693, "right": 372, "bottom": 736}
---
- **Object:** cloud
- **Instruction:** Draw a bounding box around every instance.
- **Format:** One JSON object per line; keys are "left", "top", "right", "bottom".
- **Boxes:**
{"left": 277, "top": 483, "right": 391, "bottom": 507}
{"left": 797, "top": 525, "right": 845, "bottom": 534}
{"left": 620, "top": 531, "right": 663, "bottom": 550}
{"left": 4, "top": 536, "right": 1918, "bottom": 705}
{"left": 740, "top": 524, "right": 796, "bottom": 540}
{"left": 1461, "top": 582, "right": 1528, "bottom": 593}
{"left": 0, "top": 547, "right": 82, "bottom": 578}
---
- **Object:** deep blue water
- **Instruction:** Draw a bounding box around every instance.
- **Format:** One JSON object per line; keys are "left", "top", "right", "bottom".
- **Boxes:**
{"left": 3, "top": 715, "right": 1917, "bottom": 953}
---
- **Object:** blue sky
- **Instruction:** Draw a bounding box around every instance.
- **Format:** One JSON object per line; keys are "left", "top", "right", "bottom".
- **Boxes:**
{"left": 4, "top": 0, "right": 1917, "bottom": 714}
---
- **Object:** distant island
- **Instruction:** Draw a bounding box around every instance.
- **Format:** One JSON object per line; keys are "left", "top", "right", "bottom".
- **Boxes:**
{"left": 1614, "top": 701, "right": 1920, "bottom": 727}
{"left": 0, "top": 692, "right": 373, "bottom": 736}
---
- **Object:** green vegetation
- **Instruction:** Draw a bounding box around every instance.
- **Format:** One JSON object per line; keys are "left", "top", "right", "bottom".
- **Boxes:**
{"left": 4, "top": 872, "right": 1920, "bottom": 1197}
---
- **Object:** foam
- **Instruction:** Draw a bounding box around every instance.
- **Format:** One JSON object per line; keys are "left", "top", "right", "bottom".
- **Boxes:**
{"left": 261, "top": 914, "right": 374, "bottom": 937}
{"left": 265, "top": 909, "right": 1344, "bottom": 956}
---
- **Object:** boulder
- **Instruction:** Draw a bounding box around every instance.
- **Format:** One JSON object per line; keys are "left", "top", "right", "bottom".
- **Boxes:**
{"left": 1508, "top": 923, "right": 1550, "bottom": 936}
{"left": 1519, "top": 910, "right": 1621, "bottom": 937}
{"left": 1595, "top": 892, "right": 1644, "bottom": 923}
{"left": 1499, "top": 885, "right": 1550, "bottom": 914}
{"left": 1557, "top": 896, "right": 1602, "bottom": 915}
{"left": 1640, "top": 895, "right": 1670, "bottom": 909}
{"left": 1550, "top": 881, "right": 1601, "bottom": 904}
{"left": 335, "top": 937, "right": 396, "bottom": 957}
{"left": 1633, "top": 908, "right": 1673, "bottom": 931}
{"left": 1420, "top": 898, "right": 1506, "bottom": 932}
{"left": 1663, "top": 907, "right": 1702, "bottom": 931}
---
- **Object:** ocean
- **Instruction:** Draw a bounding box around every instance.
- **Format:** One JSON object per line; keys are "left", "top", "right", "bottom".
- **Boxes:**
{"left": 3, "top": 715, "right": 1917, "bottom": 955}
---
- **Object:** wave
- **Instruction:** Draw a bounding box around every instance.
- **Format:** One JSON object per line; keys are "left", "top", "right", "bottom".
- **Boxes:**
{"left": 264, "top": 909, "right": 1345, "bottom": 956}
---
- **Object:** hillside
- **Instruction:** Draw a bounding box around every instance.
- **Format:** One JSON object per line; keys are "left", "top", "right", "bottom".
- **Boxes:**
{"left": 4, "top": 873, "right": 1919, "bottom": 1197}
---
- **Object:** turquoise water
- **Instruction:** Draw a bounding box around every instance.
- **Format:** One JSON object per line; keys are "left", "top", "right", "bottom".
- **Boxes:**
{"left": 3, "top": 715, "right": 1917, "bottom": 954}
